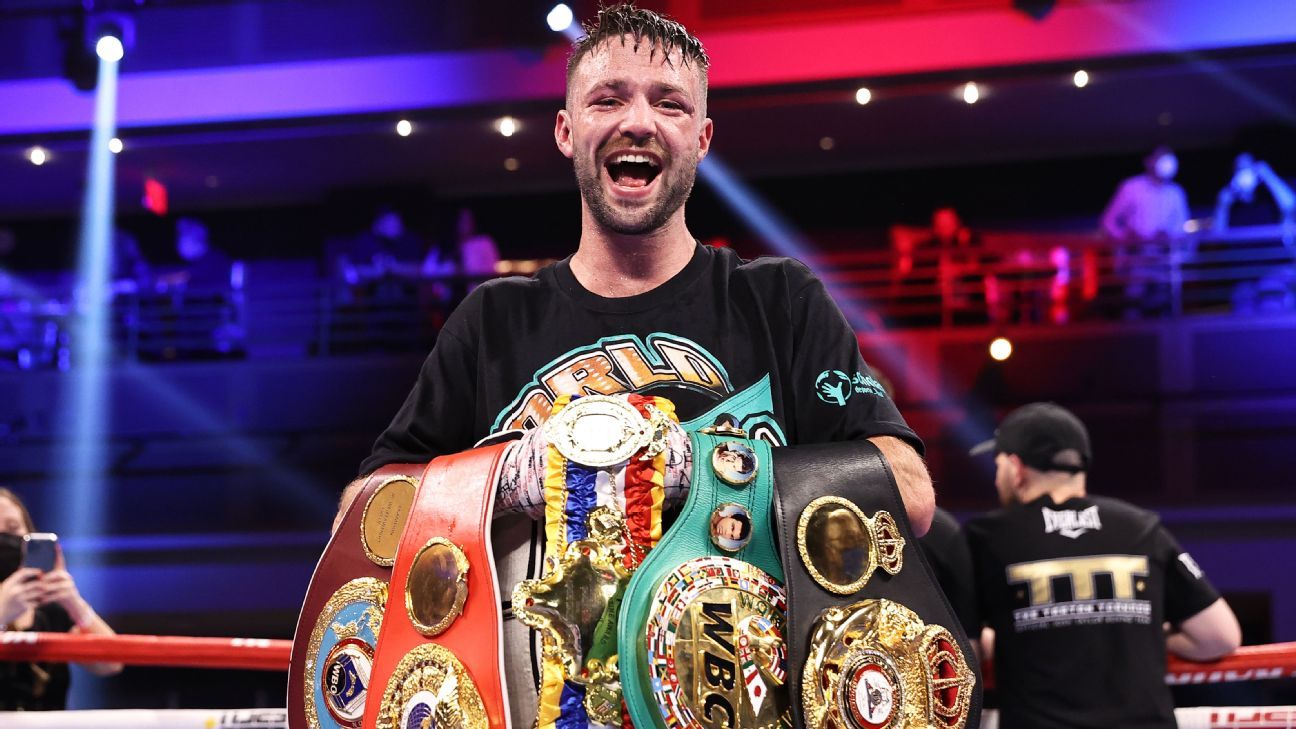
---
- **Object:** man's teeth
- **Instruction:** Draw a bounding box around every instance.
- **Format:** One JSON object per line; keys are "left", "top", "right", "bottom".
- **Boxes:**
{"left": 608, "top": 153, "right": 659, "bottom": 167}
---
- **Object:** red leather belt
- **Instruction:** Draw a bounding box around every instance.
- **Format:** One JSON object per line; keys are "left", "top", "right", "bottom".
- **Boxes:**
{"left": 290, "top": 464, "right": 424, "bottom": 729}
{"left": 362, "top": 444, "right": 512, "bottom": 729}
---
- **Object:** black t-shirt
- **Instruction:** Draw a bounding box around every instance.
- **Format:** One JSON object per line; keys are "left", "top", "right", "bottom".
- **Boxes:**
{"left": 361, "top": 243, "right": 919, "bottom": 473}
{"left": 0, "top": 604, "right": 73, "bottom": 710}
{"left": 966, "top": 494, "right": 1220, "bottom": 729}
{"left": 919, "top": 507, "right": 979, "bottom": 639}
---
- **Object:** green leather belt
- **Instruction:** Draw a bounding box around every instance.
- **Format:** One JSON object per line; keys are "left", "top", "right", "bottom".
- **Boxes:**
{"left": 619, "top": 429, "right": 791, "bottom": 729}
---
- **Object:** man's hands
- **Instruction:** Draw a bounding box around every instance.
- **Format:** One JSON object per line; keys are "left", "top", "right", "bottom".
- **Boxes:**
{"left": 868, "top": 435, "right": 936, "bottom": 537}
{"left": 334, "top": 477, "right": 368, "bottom": 535}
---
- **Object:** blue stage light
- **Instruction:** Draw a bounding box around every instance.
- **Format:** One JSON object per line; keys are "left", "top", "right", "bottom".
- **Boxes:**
{"left": 547, "top": 4, "right": 574, "bottom": 33}
{"left": 95, "top": 34, "right": 124, "bottom": 63}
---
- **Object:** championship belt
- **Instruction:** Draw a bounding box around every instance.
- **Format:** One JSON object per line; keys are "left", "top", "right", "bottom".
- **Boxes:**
{"left": 290, "top": 464, "right": 423, "bottom": 729}
{"left": 361, "top": 444, "right": 512, "bottom": 729}
{"left": 620, "top": 426, "right": 792, "bottom": 729}
{"left": 512, "top": 394, "right": 675, "bottom": 729}
{"left": 772, "top": 441, "right": 980, "bottom": 729}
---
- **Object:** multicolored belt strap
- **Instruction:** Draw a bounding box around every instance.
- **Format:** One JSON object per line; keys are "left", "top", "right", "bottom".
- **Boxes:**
{"left": 619, "top": 425, "right": 792, "bottom": 729}
{"left": 516, "top": 394, "right": 676, "bottom": 729}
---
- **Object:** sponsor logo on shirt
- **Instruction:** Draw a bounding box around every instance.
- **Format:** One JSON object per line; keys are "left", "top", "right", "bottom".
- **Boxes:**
{"left": 815, "top": 370, "right": 887, "bottom": 407}
{"left": 1179, "top": 552, "right": 1205, "bottom": 580}
{"left": 1005, "top": 554, "right": 1151, "bottom": 631}
{"left": 1041, "top": 505, "right": 1102, "bottom": 539}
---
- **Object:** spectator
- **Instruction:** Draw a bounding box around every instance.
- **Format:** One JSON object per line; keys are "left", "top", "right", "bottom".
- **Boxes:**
{"left": 1101, "top": 146, "right": 1189, "bottom": 317}
{"left": 0, "top": 487, "right": 122, "bottom": 709}
{"left": 1101, "top": 146, "right": 1190, "bottom": 243}
{"left": 173, "top": 217, "right": 232, "bottom": 290}
{"left": 452, "top": 207, "right": 500, "bottom": 280}
{"left": 918, "top": 506, "right": 980, "bottom": 657}
{"left": 109, "top": 227, "right": 150, "bottom": 297}
{"left": 1214, "top": 152, "right": 1296, "bottom": 248}
{"left": 343, "top": 207, "right": 426, "bottom": 284}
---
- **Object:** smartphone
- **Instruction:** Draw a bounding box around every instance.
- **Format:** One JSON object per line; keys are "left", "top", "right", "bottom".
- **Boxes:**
{"left": 21, "top": 533, "right": 59, "bottom": 573}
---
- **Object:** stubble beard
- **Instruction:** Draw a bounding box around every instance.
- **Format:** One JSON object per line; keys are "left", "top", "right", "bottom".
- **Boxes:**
{"left": 574, "top": 146, "right": 698, "bottom": 236}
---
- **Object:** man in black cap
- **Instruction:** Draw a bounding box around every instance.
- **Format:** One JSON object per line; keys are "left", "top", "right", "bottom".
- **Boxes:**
{"left": 965, "top": 402, "right": 1240, "bottom": 729}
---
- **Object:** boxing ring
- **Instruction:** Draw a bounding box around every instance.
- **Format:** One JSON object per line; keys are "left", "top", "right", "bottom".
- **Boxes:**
{"left": 2, "top": 632, "right": 1293, "bottom": 728}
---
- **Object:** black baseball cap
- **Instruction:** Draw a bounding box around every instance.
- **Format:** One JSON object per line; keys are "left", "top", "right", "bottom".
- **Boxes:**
{"left": 969, "top": 402, "right": 1091, "bottom": 473}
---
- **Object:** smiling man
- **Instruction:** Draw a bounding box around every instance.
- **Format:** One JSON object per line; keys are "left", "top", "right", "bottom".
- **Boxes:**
{"left": 343, "top": 4, "right": 933, "bottom": 723}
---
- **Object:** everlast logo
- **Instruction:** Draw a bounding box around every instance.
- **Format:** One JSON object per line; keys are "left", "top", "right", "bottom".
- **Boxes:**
{"left": 494, "top": 334, "right": 733, "bottom": 431}
{"left": 697, "top": 601, "right": 738, "bottom": 729}
{"left": 1041, "top": 505, "right": 1102, "bottom": 538}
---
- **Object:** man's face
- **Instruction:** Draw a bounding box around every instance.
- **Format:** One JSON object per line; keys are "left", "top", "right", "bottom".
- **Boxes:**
{"left": 717, "top": 516, "right": 744, "bottom": 541}
{"left": 556, "top": 37, "right": 713, "bottom": 236}
{"left": 718, "top": 449, "right": 743, "bottom": 471}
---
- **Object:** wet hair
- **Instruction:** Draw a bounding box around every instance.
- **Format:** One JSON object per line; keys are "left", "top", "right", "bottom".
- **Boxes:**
{"left": 566, "top": 3, "right": 710, "bottom": 94}
{"left": 0, "top": 487, "right": 36, "bottom": 534}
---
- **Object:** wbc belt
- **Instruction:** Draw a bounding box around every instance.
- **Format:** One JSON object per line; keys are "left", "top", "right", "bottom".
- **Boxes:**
{"left": 290, "top": 464, "right": 423, "bottom": 729}
{"left": 620, "top": 427, "right": 791, "bottom": 729}
{"left": 361, "top": 444, "right": 512, "bottom": 729}
{"left": 771, "top": 441, "right": 980, "bottom": 729}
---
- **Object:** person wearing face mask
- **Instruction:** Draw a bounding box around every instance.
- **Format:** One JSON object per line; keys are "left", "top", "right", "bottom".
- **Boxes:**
{"left": 0, "top": 487, "right": 122, "bottom": 709}
{"left": 1101, "top": 146, "right": 1190, "bottom": 243}
{"left": 1100, "top": 146, "right": 1190, "bottom": 317}
{"left": 1213, "top": 152, "right": 1296, "bottom": 247}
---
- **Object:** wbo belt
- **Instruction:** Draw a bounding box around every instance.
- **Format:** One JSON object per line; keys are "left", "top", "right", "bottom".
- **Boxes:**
{"left": 772, "top": 441, "right": 980, "bottom": 729}
{"left": 620, "top": 426, "right": 792, "bottom": 729}
{"left": 290, "top": 464, "right": 423, "bottom": 729}
{"left": 361, "top": 444, "right": 513, "bottom": 729}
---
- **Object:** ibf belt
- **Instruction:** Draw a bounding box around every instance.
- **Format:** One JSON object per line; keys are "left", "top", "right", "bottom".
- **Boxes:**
{"left": 360, "top": 444, "right": 512, "bottom": 729}
{"left": 620, "top": 427, "right": 792, "bottom": 729}
{"left": 290, "top": 464, "right": 423, "bottom": 729}
{"left": 771, "top": 441, "right": 980, "bottom": 729}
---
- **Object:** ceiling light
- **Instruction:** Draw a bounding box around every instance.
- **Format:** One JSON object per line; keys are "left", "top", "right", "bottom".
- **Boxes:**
{"left": 819, "top": 136, "right": 835, "bottom": 151}
{"left": 854, "top": 87, "right": 872, "bottom": 105}
{"left": 108, "top": 137, "right": 123, "bottom": 154}
{"left": 95, "top": 34, "right": 124, "bottom": 63}
{"left": 989, "top": 337, "right": 1013, "bottom": 361}
{"left": 1073, "top": 69, "right": 1089, "bottom": 88}
{"left": 497, "top": 116, "right": 518, "bottom": 137}
{"left": 28, "top": 147, "right": 47, "bottom": 166}
{"left": 504, "top": 157, "right": 520, "bottom": 171}
{"left": 396, "top": 119, "right": 413, "bottom": 137}
{"left": 962, "top": 82, "right": 981, "bottom": 104}
{"left": 547, "top": 4, "right": 574, "bottom": 33}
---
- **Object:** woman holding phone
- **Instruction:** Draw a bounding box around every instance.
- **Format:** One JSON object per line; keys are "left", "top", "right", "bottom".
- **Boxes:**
{"left": 0, "top": 487, "right": 122, "bottom": 709}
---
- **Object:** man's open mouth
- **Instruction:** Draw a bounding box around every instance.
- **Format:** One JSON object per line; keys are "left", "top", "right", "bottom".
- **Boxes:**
{"left": 605, "top": 151, "right": 661, "bottom": 190}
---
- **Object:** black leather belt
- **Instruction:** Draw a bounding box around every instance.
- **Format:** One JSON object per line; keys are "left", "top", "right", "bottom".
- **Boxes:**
{"left": 772, "top": 441, "right": 982, "bottom": 729}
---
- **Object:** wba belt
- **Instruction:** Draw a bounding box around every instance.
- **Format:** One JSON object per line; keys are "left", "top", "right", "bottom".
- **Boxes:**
{"left": 290, "top": 464, "right": 423, "bottom": 729}
{"left": 361, "top": 444, "right": 512, "bottom": 729}
{"left": 620, "top": 427, "right": 792, "bottom": 729}
{"left": 772, "top": 441, "right": 981, "bottom": 729}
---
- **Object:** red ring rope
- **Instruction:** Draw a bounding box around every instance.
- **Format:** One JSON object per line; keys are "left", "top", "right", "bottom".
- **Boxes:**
{"left": 0, "top": 632, "right": 290, "bottom": 671}
{"left": 1, "top": 632, "right": 1294, "bottom": 684}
